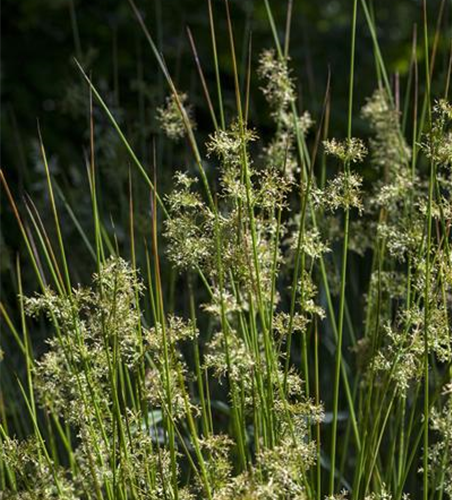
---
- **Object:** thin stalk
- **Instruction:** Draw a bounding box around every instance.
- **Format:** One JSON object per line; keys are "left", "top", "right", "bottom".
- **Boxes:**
{"left": 329, "top": 0, "right": 359, "bottom": 492}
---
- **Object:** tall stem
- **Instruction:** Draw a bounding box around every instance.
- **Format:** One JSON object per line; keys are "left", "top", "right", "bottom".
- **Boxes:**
{"left": 329, "top": 0, "right": 358, "bottom": 493}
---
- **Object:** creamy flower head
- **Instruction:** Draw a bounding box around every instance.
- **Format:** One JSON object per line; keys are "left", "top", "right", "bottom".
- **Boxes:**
{"left": 157, "top": 91, "right": 195, "bottom": 141}
{"left": 323, "top": 137, "right": 368, "bottom": 163}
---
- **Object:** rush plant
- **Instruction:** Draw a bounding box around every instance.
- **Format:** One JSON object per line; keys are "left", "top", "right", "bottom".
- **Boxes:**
{"left": 1, "top": 1, "right": 451, "bottom": 499}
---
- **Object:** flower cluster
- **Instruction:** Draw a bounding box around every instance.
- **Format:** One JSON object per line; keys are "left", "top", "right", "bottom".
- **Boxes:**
{"left": 323, "top": 137, "right": 368, "bottom": 164}
{"left": 258, "top": 48, "right": 313, "bottom": 180}
{"left": 157, "top": 92, "right": 195, "bottom": 141}
{"left": 421, "top": 99, "right": 452, "bottom": 167}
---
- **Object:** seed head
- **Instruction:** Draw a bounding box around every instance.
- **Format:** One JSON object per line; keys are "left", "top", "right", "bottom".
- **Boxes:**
{"left": 323, "top": 137, "right": 368, "bottom": 164}
{"left": 157, "top": 92, "right": 195, "bottom": 141}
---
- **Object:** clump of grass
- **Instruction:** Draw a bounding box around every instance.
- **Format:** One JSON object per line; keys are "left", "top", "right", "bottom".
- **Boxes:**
{"left": 1, "top": 0, "right": 452, "bottom": 499}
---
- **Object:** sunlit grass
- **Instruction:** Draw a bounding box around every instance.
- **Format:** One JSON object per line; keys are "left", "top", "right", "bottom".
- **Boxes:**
{"left": 1, "top": 1, "right": 451, "bottom": 499}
